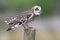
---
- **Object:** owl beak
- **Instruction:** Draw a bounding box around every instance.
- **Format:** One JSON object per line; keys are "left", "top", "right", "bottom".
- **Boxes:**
{"left": 39, "top": 12, "right": 40, "bottom": 13}
{"left": 39, "top": 11, "right": 41, "bottom": 14}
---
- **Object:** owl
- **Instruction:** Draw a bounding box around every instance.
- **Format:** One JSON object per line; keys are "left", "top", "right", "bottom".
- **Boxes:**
{"left": 4, "top": 5, "right": 41, "bottom": 31}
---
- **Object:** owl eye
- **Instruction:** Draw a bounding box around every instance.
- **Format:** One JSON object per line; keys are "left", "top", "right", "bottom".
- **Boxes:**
{"left": 35, "top": 8, "right": 39, "bottom": 11}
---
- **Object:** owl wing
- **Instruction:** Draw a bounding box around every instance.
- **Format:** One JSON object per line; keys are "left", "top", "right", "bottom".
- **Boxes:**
{"left": 6, "top": 12, "right": 32, "bottom": 31}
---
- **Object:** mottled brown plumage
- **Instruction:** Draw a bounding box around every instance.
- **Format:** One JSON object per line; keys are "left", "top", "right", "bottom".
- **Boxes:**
{"left": 5, "top": 5, "right": 41, "bottom": 31}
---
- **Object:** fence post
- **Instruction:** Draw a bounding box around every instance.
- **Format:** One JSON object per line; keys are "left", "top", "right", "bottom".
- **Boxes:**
{"left": 24, "top": 27, "right": 36, "bottom": 40}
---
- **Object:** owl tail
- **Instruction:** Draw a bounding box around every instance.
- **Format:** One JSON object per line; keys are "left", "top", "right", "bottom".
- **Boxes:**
{"left": 6, "top": 22, "right": 22, "bottom": 31}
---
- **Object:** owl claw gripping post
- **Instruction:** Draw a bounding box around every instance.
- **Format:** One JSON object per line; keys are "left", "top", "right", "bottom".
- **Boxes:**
{"left": 4, "top": 5, "right": 42, "bottom": 31}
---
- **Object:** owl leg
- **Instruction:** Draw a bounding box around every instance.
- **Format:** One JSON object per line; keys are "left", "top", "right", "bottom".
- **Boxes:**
{"left": 22, "top": 22, "right": 30, "bottom": 29}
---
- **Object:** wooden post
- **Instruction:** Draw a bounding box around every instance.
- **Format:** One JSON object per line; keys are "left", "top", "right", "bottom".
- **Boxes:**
{"left": 24, "top": 27, "right": 36, "bottom": 40}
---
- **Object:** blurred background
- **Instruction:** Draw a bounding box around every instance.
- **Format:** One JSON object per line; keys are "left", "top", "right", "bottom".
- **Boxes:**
{"left": 0, "top": 0, "right": 60, "bottom": 40}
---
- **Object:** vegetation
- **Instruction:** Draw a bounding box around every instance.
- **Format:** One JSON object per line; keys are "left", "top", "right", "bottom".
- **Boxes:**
{"left": 0, "top": 0, "right": 54, "bottom": 16}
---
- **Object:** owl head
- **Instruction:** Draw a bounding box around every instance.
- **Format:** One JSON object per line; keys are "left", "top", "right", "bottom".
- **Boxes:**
{"left": 32, "top": 5, "right": 42, "bottom": 15}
